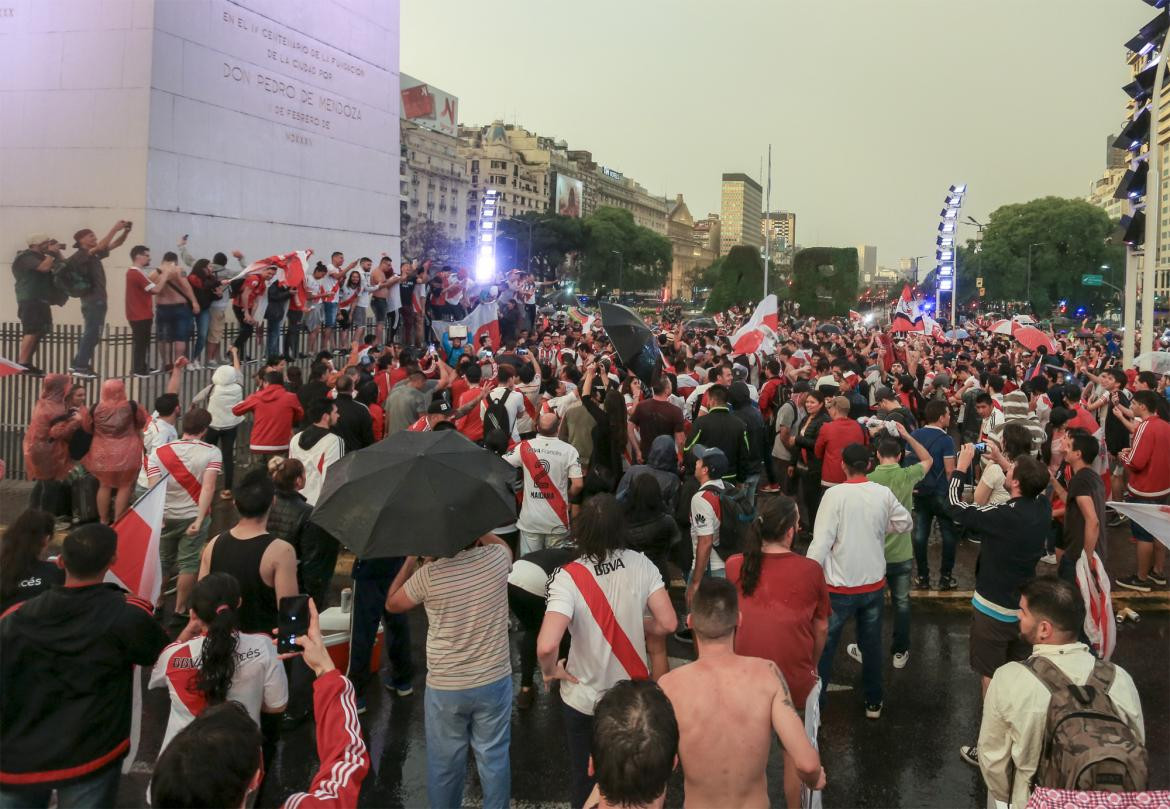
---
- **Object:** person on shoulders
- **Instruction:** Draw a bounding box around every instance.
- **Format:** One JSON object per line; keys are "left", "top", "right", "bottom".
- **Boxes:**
{"left": 658, "top": 578, "right": 825, "bottom": 809}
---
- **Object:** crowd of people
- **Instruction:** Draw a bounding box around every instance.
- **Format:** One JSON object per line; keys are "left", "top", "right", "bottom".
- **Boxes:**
{"left": 2, "top": 235, "right": 1162, "bottom": 808}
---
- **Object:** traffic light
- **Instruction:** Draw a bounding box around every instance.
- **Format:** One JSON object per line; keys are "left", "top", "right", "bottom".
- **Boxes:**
{"left": 1114, "top": 1, "right": 1170, "bottom": 247}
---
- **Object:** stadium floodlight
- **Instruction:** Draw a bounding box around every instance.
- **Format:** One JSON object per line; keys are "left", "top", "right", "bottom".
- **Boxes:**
{"left": 1121, "top": 211, "right": 1147, "bottom": 246}
{"left": 942, "top": 208, "right": 959, "bottom": 219}
{"left": 1114, "top": 162, "right": 1149, "bottom": 200}
{"left": 949, "top": 184, "right": 967, "bottom": 195}
{"left": 938, "top": 262, "right": 954, "bottom": 276}
{"left": 939, "top": 221, "right": 956, "bottom": 234}
{"left": 937, "top": 249, "right": 954, "bottom": 262}
{"left": 475, "top": 250, "right": 496, "bottom": 282}
{"left": 936, "top": 236, "right": 954, "bottom": 248}
{"left": 939, "top": 278, "right": 954, "bottom": 291}
{"left": 1114, "top": 107, "right": 1152, "bottom": 152}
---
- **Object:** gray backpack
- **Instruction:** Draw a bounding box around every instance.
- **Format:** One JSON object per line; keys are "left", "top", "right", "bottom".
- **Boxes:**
{"left": 1027, "top": 656, "right": 1147, "bottom": 793}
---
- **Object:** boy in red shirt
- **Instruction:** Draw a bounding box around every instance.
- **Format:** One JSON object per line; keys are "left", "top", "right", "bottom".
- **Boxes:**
{"left": 125, "top": 245, "right": 162, "bottom": 376}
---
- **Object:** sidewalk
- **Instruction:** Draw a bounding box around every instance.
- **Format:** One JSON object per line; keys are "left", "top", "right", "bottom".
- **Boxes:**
{"left": 2, "top": 479, "right": 1166, "bottom": 609}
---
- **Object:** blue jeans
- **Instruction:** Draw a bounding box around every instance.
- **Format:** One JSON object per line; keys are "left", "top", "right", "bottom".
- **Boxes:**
{"left": 0, "top": 763, "right": 120, "bottom": 808}
{"left": 346, "top": 558, "right": 414, "bottom": 694}
{"left": 192, "top": 306, "right": 211, "bottom": 360}
{"left": 819, "top": 587, "right": 885, "bottom": 706}
{"left": 563, "top": 703, "right": 595, "bottom": 809}
{"left": 887, "top": 559, "right": 913, "bottom": 655}
{"left": 71, "top": 299, "right": 106, "bottom": 370}
{"left": 265, "top": 316, "right": 285, "bottom": 357}
{"left": 911, "top": 492, "right": 959, "bottom": 580}
{"left": 742, "top": 472, "right": 761, "bottom": 510}
{"left": 424, "top": 674, "right": 512, "bottom": 809}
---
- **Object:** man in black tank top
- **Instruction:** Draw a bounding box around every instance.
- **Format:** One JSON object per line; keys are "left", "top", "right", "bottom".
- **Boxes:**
{"left": 198, "top": 469, "right": 298, "bottom": 635}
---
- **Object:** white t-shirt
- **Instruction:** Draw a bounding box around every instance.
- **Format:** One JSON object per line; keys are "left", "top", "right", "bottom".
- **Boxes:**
{"left": 690, "top": 479, "right": 725, "bottom": 572}
{"left": 145, "top": 438, "right": 223, "bottom": 521}
{"left": 503, "top": 434, "right": 583, "bottom": 534}
{"left": 545, "top": 549, "right": 665, "bottom": 715}
{"left": 149, "top": 632, "right": 288, "bottom": 754}
{"left": 137, "top": 415, "right": 178, "bottom": 489}
{"left": 515, "top": 375, "right": 542, "bottom": 436}
{"left": 483, "top": 386, "right": 526, "bottom": 443}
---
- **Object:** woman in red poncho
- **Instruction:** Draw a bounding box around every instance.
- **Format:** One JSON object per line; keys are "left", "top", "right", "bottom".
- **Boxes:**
{"left": 23, "top": 374, "right": 83, "bottom": 513}
{"left": 82, "top": 379, "right": 148, "bottom": 523}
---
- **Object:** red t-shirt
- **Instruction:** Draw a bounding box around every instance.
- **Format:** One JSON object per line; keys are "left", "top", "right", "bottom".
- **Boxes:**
{"left": 450, "top": 377, "right": 470, "bottom": 408}
{"left": 457, "top": 387, "right": 485, "bottom": 441}
{"left": 724, "top": 552, "right": 830, "bottom": 708}
{"left": 125, "top": 268, "right": 154, "bottom": 322}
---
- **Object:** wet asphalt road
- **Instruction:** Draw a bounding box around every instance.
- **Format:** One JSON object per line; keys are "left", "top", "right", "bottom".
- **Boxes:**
{"left": 121, "top": 599, "right": 1168, "bottom": 809}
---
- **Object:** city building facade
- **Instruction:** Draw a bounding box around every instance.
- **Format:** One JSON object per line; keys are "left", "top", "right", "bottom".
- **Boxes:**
{"left": 400, "top": 118, "right": 470, "bottom": 254}
{"left": 857, "top": 244, "right": 878, "bottom": 284}
{"left": 762, "top": 211, "right": 796, "bottom": 249}
{"left": 719, "top": 173, "right": 763, "bottom": 255}
{"left": 666, "top": 195, "right": 717, "bottom": 300}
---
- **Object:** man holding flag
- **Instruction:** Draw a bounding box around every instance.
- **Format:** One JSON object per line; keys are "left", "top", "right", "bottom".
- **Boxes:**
{"left": 0, "top": 523, "right": 169, "bottom": 806}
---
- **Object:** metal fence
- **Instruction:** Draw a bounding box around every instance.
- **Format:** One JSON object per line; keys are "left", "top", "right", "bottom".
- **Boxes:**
{"left": 0, "top": 320, "right": 368, "bottom": 479}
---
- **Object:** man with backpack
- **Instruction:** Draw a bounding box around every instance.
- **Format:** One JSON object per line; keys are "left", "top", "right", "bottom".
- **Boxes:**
{"left": 12, "top": 234, "right": 67, "bottom": 375}
{"left": 65, "top": 220, "right": 133, "bottom": 378}
{"left": 978, "top": 576, "right": 1145, "bottom": 806}
{"left": 683, "top": 445, "right": 753, "bottom": 611}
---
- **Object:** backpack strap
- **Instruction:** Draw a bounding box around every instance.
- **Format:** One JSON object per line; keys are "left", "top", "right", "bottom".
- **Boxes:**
{"left": 1087, "top": 659, "right": 1116, "bottom": 694}
{"left": 1024, "top": 655, "right": 1073, "bottom": 695}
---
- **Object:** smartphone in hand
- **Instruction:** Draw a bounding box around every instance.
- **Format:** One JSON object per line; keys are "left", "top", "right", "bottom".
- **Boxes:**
{"left": 277, "top": 595, "right": 311, "bottom": 654}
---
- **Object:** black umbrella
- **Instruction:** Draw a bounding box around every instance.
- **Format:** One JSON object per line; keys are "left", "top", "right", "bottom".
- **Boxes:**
{"left": 817, "top": 323, "right": 843, "bottom": 335}
{"left": 600, "top": 301, "right": 662, "bottom": 387}
{"left": 310, "top": 430, "right": 517, "bottom": 559}
{"left": 546, "top": 288, "right": 580, "bottom": 307}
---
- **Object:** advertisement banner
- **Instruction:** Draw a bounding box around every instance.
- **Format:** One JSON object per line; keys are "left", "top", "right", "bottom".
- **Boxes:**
{"left": 554, "top": 173, "right": 584, "bottom": 219}
{"left": 400, "top": 73, "right": 459, "bottom": 136}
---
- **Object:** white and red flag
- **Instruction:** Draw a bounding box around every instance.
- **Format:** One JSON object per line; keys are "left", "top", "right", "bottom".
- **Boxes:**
{"left": 890, "top": 285, "right": 923, "bottom": 333}
{"left": 731, "top": 294, "right": 779, "bottom": 354}
{"left": 0, "top": 357, "right": 24, "bottom": 377}
{"left": 232, "top": 249, "right": 312, "bottom": 320}
{"left": 848, "top": 309, "right": 862, "bottom": 321}
{"left": 432, "top": 301, "right": 501, "bottom": 350}
{"left": 106, "top": 480, "right": 166, "bottom": 604}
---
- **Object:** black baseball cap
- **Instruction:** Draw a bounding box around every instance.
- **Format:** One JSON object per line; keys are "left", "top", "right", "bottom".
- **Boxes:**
{"left": 427, "top": 400, "right": 451, "bottom": 415}
{"left": 691, "top": 444, "right": 729, "bottom": 478}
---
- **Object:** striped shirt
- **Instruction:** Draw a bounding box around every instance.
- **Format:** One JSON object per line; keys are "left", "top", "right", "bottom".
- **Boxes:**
{"left": 403, "top": 544, "right": 512, "bottom": 690}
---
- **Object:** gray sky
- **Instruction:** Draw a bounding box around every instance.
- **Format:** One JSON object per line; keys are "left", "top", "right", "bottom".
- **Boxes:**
{"left": 401, "top": 1, "right": 1151, "bottom": 267}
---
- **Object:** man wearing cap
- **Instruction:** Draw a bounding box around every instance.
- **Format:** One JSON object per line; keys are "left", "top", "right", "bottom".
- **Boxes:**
{"left": 409, "top": 399, "right": 453, "bottom": 432}
{"left": 807, "top": 443, "right": 913, "bottom": 720}
{"left": 66, "top": 220, "right": 133, "bottom": 377}
{"left": 685, "top": 444, "right": 732, "bottom": 612}
{"left": 873, "top": 386, "right": 917, "bottom": 432}
{"left": 12, "top": 234, "right": 66, "bottom": 375}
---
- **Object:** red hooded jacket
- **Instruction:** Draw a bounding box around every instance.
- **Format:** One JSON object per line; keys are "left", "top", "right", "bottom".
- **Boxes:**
{"left": 232, "top": 383, "right": 304, "bottom": 452}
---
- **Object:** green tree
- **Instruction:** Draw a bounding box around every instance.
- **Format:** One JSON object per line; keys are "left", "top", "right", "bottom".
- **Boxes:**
{"left": 962, "top": 196, "right": 1125, "bottom": 315}
{"left": 497, "top": 212, "right": 586, "bottom": 277}
{"left": 404, "top": 218, "right": 456, "bottom": 263}
{"left": 576, "top": 207, "right": 672, "bottom": 294}
{"left": 790, "top": 247, "right": 860, "bottom": 317}
{"left": 705, "top": 247, "right": 763, "bottom": 312}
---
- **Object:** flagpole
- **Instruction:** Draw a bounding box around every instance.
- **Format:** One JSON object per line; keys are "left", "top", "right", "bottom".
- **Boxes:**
{"left": 763, "top": 144, "right": 772, "bottom": 299}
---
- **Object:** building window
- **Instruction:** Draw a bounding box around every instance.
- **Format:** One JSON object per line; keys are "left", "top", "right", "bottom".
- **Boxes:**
{"left": 471, "top": 160, "right": 479, "bottom": 173}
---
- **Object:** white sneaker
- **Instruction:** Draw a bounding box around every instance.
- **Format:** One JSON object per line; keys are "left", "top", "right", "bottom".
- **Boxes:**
{"left": 893, "top": 651, "right": 910, "bottom": 669}
{"left": 1040, "top": 553, "right": 1057, "bottom": 565}
{"left": 846, "top": 643, "right": 863, "bottom": 664}
{"left": 188, "top": 360, "right": 203, "bottom": 370}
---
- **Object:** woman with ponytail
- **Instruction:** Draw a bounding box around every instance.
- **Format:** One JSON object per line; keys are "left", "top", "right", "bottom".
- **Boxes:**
{"left": 723, "top": 495, "right": 830, "bottom": 809}
{"left": 149, "top": 572, "right": 288, "bottom": 753}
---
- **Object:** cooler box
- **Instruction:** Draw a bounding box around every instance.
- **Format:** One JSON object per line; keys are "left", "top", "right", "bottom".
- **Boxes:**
{"left": 319, "top": 606, "right": 383, "bottom": 674}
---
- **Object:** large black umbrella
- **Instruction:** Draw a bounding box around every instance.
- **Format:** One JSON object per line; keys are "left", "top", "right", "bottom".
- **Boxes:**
{"left": 817, "top": 323, "right": 843, "bottom": 335}
{"left": 310, "top": 430, "right": 517, "bottom": 559}
{"left": 600, "top": 301, "right": 662, "bottom": 387}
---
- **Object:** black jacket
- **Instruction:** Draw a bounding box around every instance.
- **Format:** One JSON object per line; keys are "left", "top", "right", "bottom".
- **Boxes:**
{"left": 685, "top": 407, "right": 750, "bottom": 481}
{"left": 729, "top": 388, "right": 767, "bottom": 478}
{"left": 793, "top": 411, "right": 830, "bottom": 476}
{"left": 0, "top": 584, "right": 168, "bottom": 787}
{"left": 333, "top": 394, "right": 374, "bottom": 452}
{"left": 946, "top": 472, "right": 1050, "bottom": 613}
{"left": 625, "top": 512, "right": 680, "bottom": 564}
{"left": 267, "top": 488, "right": 312, "bottom": 556}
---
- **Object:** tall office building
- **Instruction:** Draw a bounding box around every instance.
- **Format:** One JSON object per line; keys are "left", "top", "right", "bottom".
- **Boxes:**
{"left": 719, "top": 173, "right": 763, "bottom": 256}
{"left": 762, "top": 211, "right": 796, "bottom": 249}
{"left": 857, "top": 245, "right": 878, "bottom": 284}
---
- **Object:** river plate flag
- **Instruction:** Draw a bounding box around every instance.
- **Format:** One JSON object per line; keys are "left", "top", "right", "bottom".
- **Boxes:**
{"left": 890, "top": 284, "right": 923, "bottom": 333}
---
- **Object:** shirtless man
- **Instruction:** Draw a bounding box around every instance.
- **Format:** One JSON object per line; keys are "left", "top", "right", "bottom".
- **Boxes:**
{"left": 154, "top": 250, "right": 200, "bottom": 370}
{"left": 659, "top": 578, "right": 826, "bottom": 809}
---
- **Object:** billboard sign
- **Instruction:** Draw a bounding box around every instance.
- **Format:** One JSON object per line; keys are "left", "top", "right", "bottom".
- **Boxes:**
{"left": 400, "top": 73, "right": 458, "bottom": 136}
{"left": 554, "top": 173, "right": 584, "bottom": 219}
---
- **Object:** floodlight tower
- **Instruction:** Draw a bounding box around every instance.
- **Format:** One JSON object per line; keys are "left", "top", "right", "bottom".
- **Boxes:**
{"left": 1115, "top": 0, "right": 1169, "bottom": 367}
{"left": 936, "top": 184, "right": 966, "bottom": 328}
{"left": 476, "top": 189, "right": 500, "bottom": 282}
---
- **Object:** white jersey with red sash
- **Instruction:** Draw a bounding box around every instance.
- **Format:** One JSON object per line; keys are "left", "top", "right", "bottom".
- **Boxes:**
{"left": 288, "top": 429, "right": 345, "bottom": 508}
{"left": 545, "top": 549, "right": 664, "bottom": 715}
{"left": 408, "top": 415, "right": 431, "bottom": 432}
{"left": 146, "top": 439, "right": 222, "bottom": 521}
{"left": 503, "top": 435, "right": 582, "bottom": 534}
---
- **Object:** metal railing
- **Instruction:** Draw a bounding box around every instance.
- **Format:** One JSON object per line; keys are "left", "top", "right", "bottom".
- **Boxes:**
{"left": 1, "top": 320, "right": 370, "bottom": 479}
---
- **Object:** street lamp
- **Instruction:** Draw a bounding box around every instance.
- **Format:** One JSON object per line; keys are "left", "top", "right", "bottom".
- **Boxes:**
{"left": 1026, "top": 242, "right": 1047, "bottom": 304}
{"left": 611, "top": 250, "right": 624, "bottom": 295}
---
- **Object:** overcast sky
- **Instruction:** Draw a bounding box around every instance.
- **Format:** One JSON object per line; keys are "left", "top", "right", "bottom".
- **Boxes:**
{"left": 401, "top": 1, "right": 1151, "bottom": 267}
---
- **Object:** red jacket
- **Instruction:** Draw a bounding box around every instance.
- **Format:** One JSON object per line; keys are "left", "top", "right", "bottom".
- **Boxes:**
{"left": 814, "top": 416, "right": 868, "bottom": 485}
{"left": 281, "top": 670, "right": 369, "bottom": 808}
{"left": 1125, "top": 415, "right": 1170, "bottom": 498}
{"left": 232, "top": 383, "right": 304, "bottom": 452}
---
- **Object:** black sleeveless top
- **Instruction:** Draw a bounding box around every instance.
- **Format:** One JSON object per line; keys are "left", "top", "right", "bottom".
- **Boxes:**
{"left": 209, "top": 531, "right": 279, "bottom": 635}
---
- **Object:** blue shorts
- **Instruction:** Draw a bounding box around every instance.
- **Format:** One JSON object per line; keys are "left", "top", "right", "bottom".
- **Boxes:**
{"left": 322, "top": 301, "right": 338, "bottom": 328}
{"left": 156, "top": 302, "right": 193, "bottom": 342}
{"left": 370, "top": 297, "right": 389, "bottom": 324}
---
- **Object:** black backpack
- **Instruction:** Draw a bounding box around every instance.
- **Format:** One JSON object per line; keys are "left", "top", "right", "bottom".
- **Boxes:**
{"left": 698, "top": 482, "right": 755, "bottom": 557}
{"left": 52, "top": 258, "right": 92, "bottom": 298}
{"left": 483, "top": 389, "right": 512, "bottom": 438}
